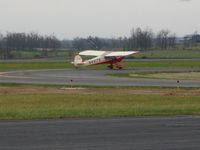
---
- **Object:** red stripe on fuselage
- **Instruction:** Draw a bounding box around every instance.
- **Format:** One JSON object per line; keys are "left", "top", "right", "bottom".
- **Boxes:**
{"left": 96, "top": 56, "right": 124, "bottom": 65}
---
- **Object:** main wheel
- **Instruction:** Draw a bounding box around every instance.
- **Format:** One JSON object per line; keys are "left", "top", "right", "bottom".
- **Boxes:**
{"left": 107, "top": 64, "right": 114, "bottom": 69}
{"left": 115, "top": 63, "right": 123, "bottom": 69}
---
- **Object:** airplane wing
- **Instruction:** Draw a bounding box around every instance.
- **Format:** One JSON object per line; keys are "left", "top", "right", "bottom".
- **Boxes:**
{"left": 105, "top": 51, "right": 138, "bottom": 57}
{"left": 79, "top": 50, "right": 139, "bottom": 57}
{"left": 79, "top": 50, "right": 106, "bottom": 56}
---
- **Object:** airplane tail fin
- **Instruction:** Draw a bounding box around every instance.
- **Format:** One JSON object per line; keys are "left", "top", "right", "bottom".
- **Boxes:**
{"left": 73, "top": 55, "right": 83, "bottom": 66}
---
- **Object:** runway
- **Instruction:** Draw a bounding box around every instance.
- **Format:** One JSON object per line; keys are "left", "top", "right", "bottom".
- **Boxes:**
{"left": 0, "top": 116, "right": 200, "bottom": 150}
{"left": 0, "top": 68, "right": 200, "bottom": 87}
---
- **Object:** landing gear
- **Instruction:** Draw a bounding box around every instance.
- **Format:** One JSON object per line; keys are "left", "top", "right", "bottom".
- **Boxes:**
{"left": 115, "top": 63, "right": 123, "bottom": 69}
{"left": 107, "top": 64, "right": 114, "bottom": 69}
{"left": 107, "top": 63, "right": 123, "bottom": 69}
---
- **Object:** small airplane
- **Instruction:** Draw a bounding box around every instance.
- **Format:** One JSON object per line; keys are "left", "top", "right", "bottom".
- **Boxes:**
{"left": 72, "top": 50, "right": 138, "bottom": 69}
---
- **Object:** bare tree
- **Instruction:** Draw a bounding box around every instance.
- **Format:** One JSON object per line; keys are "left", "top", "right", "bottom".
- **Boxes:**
{"left": 156, "top": 29, "right": 176, "bottom": 49}
{"left": 129, "top": 27, "right": 153, "bottom": 49}
{"left": 87, "top": 36, "right": 103, "bottom": 50}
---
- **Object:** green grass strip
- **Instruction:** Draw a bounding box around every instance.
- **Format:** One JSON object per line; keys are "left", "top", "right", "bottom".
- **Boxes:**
{"left": 0, "top": 62, "right": 73, "bottom": 70}
{"left": 0, "top": 60, "right": 200, "bottom": 70}
{"left": 0, "top": 94, "right": 200, "bottom": 120}
{"left": 123, "top": 61, "right": 200, "bottom": 68}
{"left": 109, "top": 71, "right": 200, "bottom": 81}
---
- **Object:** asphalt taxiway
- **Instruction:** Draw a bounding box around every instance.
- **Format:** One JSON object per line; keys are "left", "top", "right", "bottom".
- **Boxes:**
{"left": 0, "top": 69, "right": 200, "bottom": 149}
{"left": 0, "top": 68, "right": 200, "bottom": 87}
{"left": 0, "top": 117, "right": 200, "bottom": 150}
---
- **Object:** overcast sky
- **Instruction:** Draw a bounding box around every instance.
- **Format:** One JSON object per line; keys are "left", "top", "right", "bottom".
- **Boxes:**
{"left": 0, "top": 0, "right": 199, "bottom": 39}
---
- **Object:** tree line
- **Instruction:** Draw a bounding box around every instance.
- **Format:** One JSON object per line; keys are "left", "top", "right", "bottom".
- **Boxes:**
{"left": 184, "top": 31, "right": 200, "bottom": 47}
{"left": 65, "top": 29, "right": 199, "bottom": 50}
{"left": 0, "top": 28, "right": 199, "bottom": 59}
{"left": 63, "top": 28, "right": 177, "bottom": 51}
{"left": 0, "top": 32, "right": 61, "bottom": 59}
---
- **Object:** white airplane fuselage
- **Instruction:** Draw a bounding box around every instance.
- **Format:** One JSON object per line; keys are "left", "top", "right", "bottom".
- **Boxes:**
{"left": 72, "top": 50, "right": 138, "bottom": 69}
{"left": 74, "top": 55, "right": 124, "bottom": 69}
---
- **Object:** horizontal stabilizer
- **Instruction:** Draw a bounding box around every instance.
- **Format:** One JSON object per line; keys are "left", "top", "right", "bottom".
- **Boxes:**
{"left": 74, "top": 55, "right": 83, "bottom": 65}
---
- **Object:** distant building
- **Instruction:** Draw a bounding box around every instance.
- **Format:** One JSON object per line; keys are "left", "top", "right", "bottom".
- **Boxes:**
{"left": 176, "top": 37, "right": 185, "bottom": 44}
{"left": 184, "top": 34, "right": 200, "bottom": 43}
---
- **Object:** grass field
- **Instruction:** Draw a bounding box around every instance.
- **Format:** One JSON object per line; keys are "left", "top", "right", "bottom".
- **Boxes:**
{"left": 133, "top": 49, "right": 200, "bottom": 59}
{"left": 9, "top": 50, "right": 70, "bottom": 59}
{"left": 109, "top": 72, "right": 200, "bottom": 81}
{"left": 0, "top": 85, "right": 200, "bottom": 120}
{"left": 123, "top": 61, "right": 200, "bottom": 68}
{"left": 2, "top": 48, "right": 200, "bottom": 59}
{"left": 0, "top": 60, "right": 200, "bottom": 70}
{"left": 0, "top": 62, "right": 73, "bottom": 70}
